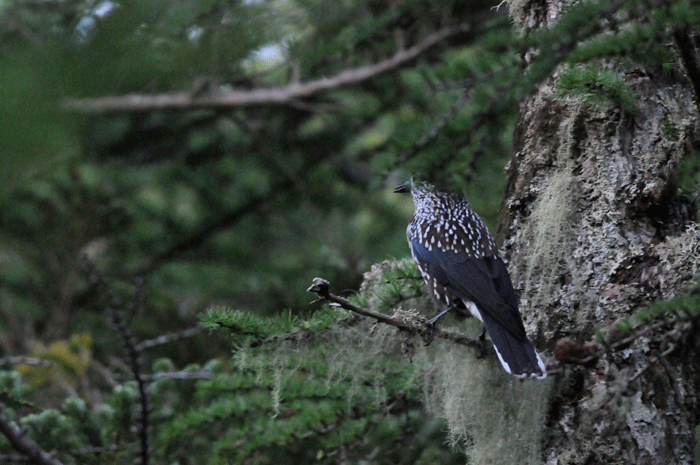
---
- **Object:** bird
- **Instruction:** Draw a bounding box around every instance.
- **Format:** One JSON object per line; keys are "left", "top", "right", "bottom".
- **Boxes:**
{"left": 395, "top": 179, "right": 546, "bottom": 378}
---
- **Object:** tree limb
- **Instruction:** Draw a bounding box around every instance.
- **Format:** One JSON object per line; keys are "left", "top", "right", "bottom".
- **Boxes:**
{"left": 62, "top": 23, "right": 471, "bottom": 114}
{"left": 0, "top": 408, "right": 64, "bottom": 465}
{"left": 306, "top": 277, "right": 479, "bottom": 349}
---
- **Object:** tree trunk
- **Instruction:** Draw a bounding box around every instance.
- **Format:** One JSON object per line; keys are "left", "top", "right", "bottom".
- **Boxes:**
{"left": 501, "top": 4, "right": 700, "bottom": 463}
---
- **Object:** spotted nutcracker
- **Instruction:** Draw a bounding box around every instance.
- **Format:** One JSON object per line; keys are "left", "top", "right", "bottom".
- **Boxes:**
{"left": 395, "top": 179, "right": 546, "bottom": 378}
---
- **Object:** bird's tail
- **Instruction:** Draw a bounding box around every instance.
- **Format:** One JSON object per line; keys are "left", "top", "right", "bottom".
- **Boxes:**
{"left": 481, "top": 313, "right": 546, "bottom": 378}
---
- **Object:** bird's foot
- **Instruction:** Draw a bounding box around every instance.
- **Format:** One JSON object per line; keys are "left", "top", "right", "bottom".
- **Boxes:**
{"left": 422, "top": 323, "right": 435, "bottom": 346}
{"left": 474, "top": 326, "right": 486, "bottom": 358}
{"left": 422, "top": 312, "right": 446, "bottom": 346}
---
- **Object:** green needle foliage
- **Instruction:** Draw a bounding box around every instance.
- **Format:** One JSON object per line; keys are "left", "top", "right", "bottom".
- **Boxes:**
{"left": 555, "top": 64, "right": 638, "bottom": 117}
{"left": 0, "top": 0, "right": 699, "bottom": 463}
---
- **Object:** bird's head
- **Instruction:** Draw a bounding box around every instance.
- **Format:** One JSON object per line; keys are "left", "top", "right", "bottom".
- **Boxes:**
{"left": 395, "top": 179, "right": 444, "bottom": 216}
{"left": 394, "top": 178, "right": 438, "bottom": 199}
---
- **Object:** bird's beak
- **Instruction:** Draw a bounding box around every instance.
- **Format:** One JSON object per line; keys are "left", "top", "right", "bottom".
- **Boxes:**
{"left": 394, "top": 179, "right": 412, "bottom": 193}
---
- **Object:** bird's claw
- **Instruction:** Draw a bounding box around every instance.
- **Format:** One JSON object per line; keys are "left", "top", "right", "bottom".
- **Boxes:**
{"left": 422, "top": 322, "right": 435, "bottom": 346}
{"left": 474, "top": 326, "right": 486, "bottom": 358}
{"left": 422, "top": 312, "right": 444, "bottom": 346}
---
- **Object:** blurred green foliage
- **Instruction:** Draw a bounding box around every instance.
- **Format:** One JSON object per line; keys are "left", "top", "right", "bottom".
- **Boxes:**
{"left": 1, "top": 0, "right": 699, "bottom": 462}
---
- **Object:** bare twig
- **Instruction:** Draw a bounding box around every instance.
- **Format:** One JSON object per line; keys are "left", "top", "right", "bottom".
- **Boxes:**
{"left": 89, "top": 268, "right": 151, "bottom": 465}
{"left": 628, "top": 342, "right": 676, "bottom": 384}
{"left": 306, "top": 278, "right": 479, "bottom": 349}
{"left": 62, "top": 23, "right": 471, "bottom": 114}
{"left": 551, "top": 307, "right": 699, "bottom": 383}
{"left": 131, "top": 371, "right": 212, "bottom": 382}
{"left": 573, "top": 319, "right": 669, "bottom": 365}
{"left": 107, "top": 306, "right": 149, "bottom": 465}
{"left": 0, "top": 357, "right": 57, "bottom": 369}
{"left": 134, "top": 325, "right": 206, "bottom": 352}
{"left": 0, "top": 408, "right": 64, "bottom": 465}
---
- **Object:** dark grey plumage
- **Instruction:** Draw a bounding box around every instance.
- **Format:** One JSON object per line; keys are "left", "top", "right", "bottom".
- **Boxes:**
{"left": 397, "top": 180, "right": 546, "bottom": 378}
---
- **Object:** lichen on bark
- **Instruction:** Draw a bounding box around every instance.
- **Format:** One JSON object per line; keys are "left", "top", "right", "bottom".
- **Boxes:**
{"left": 501, "top": 51, "right": 700, "bottom": 465}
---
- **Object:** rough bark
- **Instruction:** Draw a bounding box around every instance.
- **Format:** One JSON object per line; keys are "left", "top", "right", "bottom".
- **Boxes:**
{"left": 501, "top": 5, "right": 700, "bottom": 463}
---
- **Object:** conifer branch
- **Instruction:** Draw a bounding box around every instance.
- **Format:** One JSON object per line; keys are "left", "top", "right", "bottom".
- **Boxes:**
{"left": 245, "top": 328, "right": 311, "bottom": 349}
{"left": 62, "top": 23, "right": 471, "bottom": 114}
{"left": 262, "top": 391, "right": 408, "bottom": 460}
{"left": 306, "top": 278, "right": 479, "bottom": 349}
{"left": 0, "top": 408, "right": 64, "bottom": 465}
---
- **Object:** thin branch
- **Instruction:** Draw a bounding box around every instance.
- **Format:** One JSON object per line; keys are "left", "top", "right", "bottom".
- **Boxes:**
{"left": 628, "top": 340, "right": 677, "bottom": 383}
{"left": 134, "top": 325, "right": 206, "bottom": 352}
{"left": 89, "top": 268, "right": 151, "bottom": 465}
{"left": 62, "top": 23, "right": 471, "bottom": 114}
{"left": 131, "top": 371, "right": 212, "bottom": 382}
{"left": 551, "top": 306, "right": 699, "bottom": 379}
{"left": 0, "top": 357, "right": 57, "bottom": 369}
{"left": 306, "top": 278, "right": 479, "bottom": 349}
{"left": 0, "top": 408, "right": 64, "bottom": 465}
{"left": 108, "top": 307, "right": 149, "bottom": 465}
{"left": 573, "top": 319, "right": 669, "bottom": 365}
{"left": 242, "top": 328, "right": 311, "bottom": 349}
{"left": 208, "top": 320, "right": 318, "bottom": 351}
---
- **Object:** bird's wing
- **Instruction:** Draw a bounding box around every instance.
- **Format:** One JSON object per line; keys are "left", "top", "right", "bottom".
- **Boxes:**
{"left": 410, "top": 239, "right": 527, "bottom": 341}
